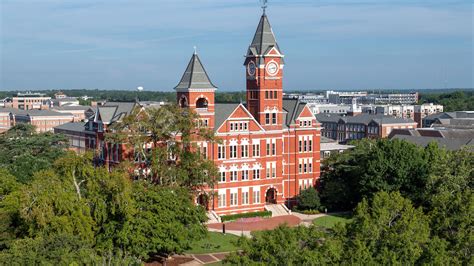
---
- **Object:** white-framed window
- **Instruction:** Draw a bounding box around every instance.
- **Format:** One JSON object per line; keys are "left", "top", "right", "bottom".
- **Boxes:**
{"left": 230, "top": 192, "right": 238, "bottom": 206}
{"left": 218, "top": 145, "right": 226, "bottom": 159}
{"left": 253, "top": 169, "right": 260, "bottom": 180}
{"left": 272, "top": 142, "right": 276, "bottom": 155}
{"left": 265, "top": 113, "right": 270, "bottom": 124}
{"left": 272, "top": 113, "right": 277, "bottom": 124}
{"left": 218, "top": 191, "right": 226, "bottom": 207}
{"left": 219, "top": 171, "right": 226, "bottom": 182}
{"left": 242, "top": 191, "right": 249, "bottom": 205}
{"left": 266, "top": 142, "right": 270, "bottom": 156}
{"left": 266, "top": 162, "right": 276, "bottom": 178}
{"left": 252, "top": 143, "right": 260, "bottom": 157}
{"left": 230, "top": 145, "right": 237, "bottom": 158}
{"left": 241, "top": 144, "right": 248, "bottom": 158}
{"left": 242, "top": 170, "right": 249, "bottom": 181}
{"left": 253, "top": 189, "right": 260, "bottom": 204}
{"left": 230, "top": 170, "right": 238, "bottom": 181}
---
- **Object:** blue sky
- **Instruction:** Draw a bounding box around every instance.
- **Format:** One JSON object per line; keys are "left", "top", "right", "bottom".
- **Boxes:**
{"left": 1, "top": 0, "right": 472, "bottom": 91}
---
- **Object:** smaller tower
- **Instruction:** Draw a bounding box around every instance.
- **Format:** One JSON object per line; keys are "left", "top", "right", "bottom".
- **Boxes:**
{"left": 175, "top": 52, "right": 217, "bottom": 128}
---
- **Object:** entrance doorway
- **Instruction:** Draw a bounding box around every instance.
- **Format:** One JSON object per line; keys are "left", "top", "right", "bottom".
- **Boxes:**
{"left": 197, "top": 194, "right": 209, "bottom": 210}
{"left": 265, "top": 188, "right": 277, "bottom": 204}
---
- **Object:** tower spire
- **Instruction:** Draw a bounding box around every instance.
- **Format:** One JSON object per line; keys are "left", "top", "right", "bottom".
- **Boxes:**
{"left": 260, "top": 0, "right": 268, "bottom": 14}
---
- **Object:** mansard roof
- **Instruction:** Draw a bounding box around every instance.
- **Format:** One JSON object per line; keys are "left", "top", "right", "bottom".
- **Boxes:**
{"left": 174, "top": 53, "right": 217, "bottom": 90}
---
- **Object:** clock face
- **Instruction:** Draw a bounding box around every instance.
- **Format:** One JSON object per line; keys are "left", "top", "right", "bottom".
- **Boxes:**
{"left": 247, "top": 61, "right": 256, "bottom": 76}
{"left": 266, "top": 61, "right": 279, "bottom": 76}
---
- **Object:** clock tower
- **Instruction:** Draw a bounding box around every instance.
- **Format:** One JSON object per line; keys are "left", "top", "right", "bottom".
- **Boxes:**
{"left": 244, "top": 11, "right": 284, "bottom": 130}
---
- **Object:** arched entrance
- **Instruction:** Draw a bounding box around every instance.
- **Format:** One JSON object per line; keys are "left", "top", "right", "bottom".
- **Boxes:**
{"left": 265, "top": 188, "right": 277, "bottom": 204}
{"left": 197, "top": 194, "right": 209, "bottom": 210}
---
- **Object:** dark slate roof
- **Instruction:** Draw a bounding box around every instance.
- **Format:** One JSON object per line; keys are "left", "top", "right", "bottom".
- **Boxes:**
{"left": 174, "top": 53, "right": 217, "bottom": 90}
{"left": 246, "top": 13, "right": 284, "bottom": 64}
{"left": 391, "top": 135, "right": 473, "bottom": 151}
{"left": 214, "top": 103, "right": 240, "bottom": 130}
{"left": 94, "top": 102, "right": 137, "bottom": 124}
{"left": 17, "top": 109, "right": 73, "bottom": 117}
{"left": 52, "top": 105, "right": 92, "bottom": 111}
{"left": 54, "top": 122, "right": 86, "bottom": 132}
{"left": 283, "top": 99, "right": 307, "bottom": 127}
{"left": 315, "top": 113, "right": 416, "bottom": 125}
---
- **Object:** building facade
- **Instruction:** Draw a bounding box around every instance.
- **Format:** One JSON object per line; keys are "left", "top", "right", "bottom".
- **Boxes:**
{"left": 53, "top": 12, "right": 321, "bottom": 216}
{"left": 12, "top": 92, "right": 51, "bottom": 110}
{"left": 176, "top": 13, "right": 321, "bottom": 215}
{"left": 316, "top": 113, "right": 417, "bottom": 143}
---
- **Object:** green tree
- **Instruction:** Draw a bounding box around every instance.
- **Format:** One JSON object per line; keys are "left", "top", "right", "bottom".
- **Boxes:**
{"left": 0, "top": 125, "right": 67, "bottom": 183}
{"left": 120, "top": 181, "right": 207, "bottom": 259}
{"left": 340, "top": 191, "right": 430, "bottom": 264}
{"left": 320, "top": 139, "right": 442, "bottom": 210}
{"left": 106, "top": 104, "right": 218, "bottom": 190}
{"left": 225, "top": 225, "right": 343, "bottom": 265}
{"left": 296, "top": 187, "right": 321, "bottom": 211}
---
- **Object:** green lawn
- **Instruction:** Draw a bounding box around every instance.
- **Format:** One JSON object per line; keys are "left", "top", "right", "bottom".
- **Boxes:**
{"left": 185, "top": 232, "right": 240, "bottom": 254}
{"left": 312, "top": 213, "right": 352, "bottom": 228}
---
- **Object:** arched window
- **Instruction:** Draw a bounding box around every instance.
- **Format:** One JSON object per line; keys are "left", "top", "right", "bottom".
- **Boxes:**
{"left": 196, "top": 97, "right": 208, "bottom": 109}
{"left": 179, "top": 96, "right": 188, "bottom": 107}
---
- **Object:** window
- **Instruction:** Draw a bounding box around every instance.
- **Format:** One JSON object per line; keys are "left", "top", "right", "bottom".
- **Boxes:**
{"left": 299, "top": 139, "right": 302, "bottom": 152}
{"left": 242, "top": 170, "right": 249, "bottom": 181}
{"left": 230, "top": 123, "right": 234, "bottom": 131}
{"left": 218, "top": 192, "right": 226, "bottom": 207}
{"left": 253, "top": 190, "right": 260, "bottom": 203}
{"left": 230, "top": 171, "right": 238, "bottom": 182}
{"left": 242, "top": 192, "right": 249, "bottom": 205}
{"left": 253, "top": 169, "right": 260, "bottom": 180}
{"left": 272, "top": 113, "right": 277, "bottom": 124}
{"left": 241, "top": 145, "right": 248, "bottom": 158}
{"left": 230, "top": 145, "right": 237, "bottom": 158}
{"left": 272, "top": 142, "right": 276, "bottom": 155}
{"left": 265, "top": 91, "right": 269, "bottom": 99}
{"left": 266, "top": 142, "right": 270, "bottom": 156}
{"left": 273, "top": 91, "right": 277, "bottom": 99}
{"left": 219, "top": 171, "right": 226, "bottom": 182}
{"left": 265, "top": 113, "right": 270, "bottom": 124}
{"left": 266, "top": 162, "right": 276, "bottom": 178}
{"left": 230, "top": 192, "right": 238, "bottom": 206}
{"left": 218, "top": 145, "right": 226, "bottom": 159}
{"left": 252, "top": 143, "right": 260, "bottom": 157}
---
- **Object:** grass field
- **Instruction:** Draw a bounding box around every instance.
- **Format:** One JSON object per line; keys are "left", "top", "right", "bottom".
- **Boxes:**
{"left": 185, "top": 232, "right": 241, "bottom": 254}
{"left": 312, "top": 213, "right": 352, "bottom": 228}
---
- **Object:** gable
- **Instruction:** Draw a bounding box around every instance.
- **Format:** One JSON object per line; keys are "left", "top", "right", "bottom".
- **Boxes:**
{"left": 216, "top": 104, "right": 264, "bottom": 133}
{"left": 296, "top": 105, "right": 315, "bottom": 120}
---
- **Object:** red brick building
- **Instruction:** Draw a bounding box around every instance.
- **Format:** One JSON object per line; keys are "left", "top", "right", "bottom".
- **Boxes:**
{"left": 175, "top": 13, "right": 321, "bottom": 215}
{"left": 56, "top": 12, "right": 321, "bottom": 216}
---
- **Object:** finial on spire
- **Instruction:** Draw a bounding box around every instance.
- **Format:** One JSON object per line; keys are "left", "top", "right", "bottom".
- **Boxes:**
{"left": 193, "top": 46, "right": 197, "bottom": 55}
{"left": 260, "top": 0, "right": 268, "bottom": 14}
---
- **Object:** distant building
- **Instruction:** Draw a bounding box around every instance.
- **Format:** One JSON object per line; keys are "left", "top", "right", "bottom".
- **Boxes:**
{"left": 413, "top": 103, "right": 444, "bottom": 127}
{"left": 51, "top": 105, "right": 94, "bottom": 121}
{"left": 389, "top": 127, "right": 474, "bottom": 151}
{"left": 423, "top": 111, "right": 474, "bottom": 129}
{"left": 54, "top": 122, "right": 91, "bottom": 152}
{"left": 12, "top": 92, "right": 51, "bottom": 110}
{"left": 0, "top": 108, "right": 74, "bottom": 133}
{"left": 49, "top": 97, "right": 80, "bottom": 107}
{"left": 316, "top": 113, "right": 417, "bottom": 143}
{"left": 320, "top": 136, "right": 354, "bottom": 159}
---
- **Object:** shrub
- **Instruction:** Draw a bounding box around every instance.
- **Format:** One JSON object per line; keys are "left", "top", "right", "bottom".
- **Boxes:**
{"left": 297, "top": 187, "right": 321, "bottom": 210}
{"left": 221, "top": 211, "right": 272, "bottom": 222}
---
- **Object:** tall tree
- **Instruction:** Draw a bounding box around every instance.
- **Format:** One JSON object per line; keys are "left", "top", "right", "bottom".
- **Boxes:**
{"left": 106, "top": 104, "right": 218, "bottom": 190}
